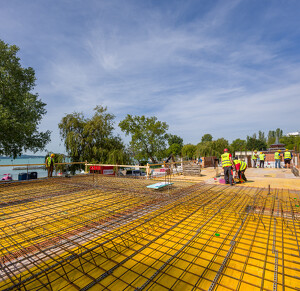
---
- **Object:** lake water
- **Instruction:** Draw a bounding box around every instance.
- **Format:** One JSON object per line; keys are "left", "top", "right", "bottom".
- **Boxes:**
{"left": 0, "top": 157, "right": 48, "bottom": 180}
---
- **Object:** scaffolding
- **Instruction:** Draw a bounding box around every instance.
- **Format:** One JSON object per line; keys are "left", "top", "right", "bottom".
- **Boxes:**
{"left": 0, "top": 175, "right": 299, "bottom": 290}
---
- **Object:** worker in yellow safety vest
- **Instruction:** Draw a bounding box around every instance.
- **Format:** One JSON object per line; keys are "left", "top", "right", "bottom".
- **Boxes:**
{"left": 274, "top": 150, "right": 281, "bottom": 169}
{"left": 233, "top": 158, "right": 248, "bottom": 182}
{"left": 46, "top": 154, "right": 55, "bottom": 177}
{"left": 259, "top": 152, "right": 266, "bottom": 168}
{"left": 221, "top": 148, "right": 235, "bottom": 185}
{"left": 252, "top": 150, "right": 258, "bottom": 168}
{"left": 284, "top": 149, "right": 292, "bottom": 169}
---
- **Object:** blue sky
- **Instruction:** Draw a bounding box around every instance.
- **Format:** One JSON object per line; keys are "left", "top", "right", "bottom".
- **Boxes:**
{"left": 1, "top": 0, "right": 300, "bottom": 154}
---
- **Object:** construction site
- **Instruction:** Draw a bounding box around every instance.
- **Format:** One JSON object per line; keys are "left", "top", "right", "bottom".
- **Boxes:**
{"left": 0, "top": 163, "right": 299, "bottom": 291}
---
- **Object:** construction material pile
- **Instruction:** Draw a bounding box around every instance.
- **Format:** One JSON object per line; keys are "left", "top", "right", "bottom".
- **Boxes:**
{"left": 0, "top": 176, "right": 299, "bottom": 290}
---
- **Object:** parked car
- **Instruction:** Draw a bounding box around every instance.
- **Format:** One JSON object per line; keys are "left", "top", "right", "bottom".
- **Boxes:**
{"left": 126, "top": 169, "right": 146, "bottom": 176}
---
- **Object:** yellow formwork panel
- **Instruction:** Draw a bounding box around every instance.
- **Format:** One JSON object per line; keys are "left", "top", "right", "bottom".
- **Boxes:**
{"left": 0, "top": 176, "right": 299, "bottom": 290}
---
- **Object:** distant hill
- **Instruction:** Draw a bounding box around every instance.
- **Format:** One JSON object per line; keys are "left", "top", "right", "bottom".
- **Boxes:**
{"left": 0, "top": 155, "right": 45, "bottom": 159}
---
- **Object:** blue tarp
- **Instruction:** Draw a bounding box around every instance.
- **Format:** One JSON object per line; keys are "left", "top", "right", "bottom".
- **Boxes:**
{"left": 146, "top": 182, "right": 174, "bottom": 189}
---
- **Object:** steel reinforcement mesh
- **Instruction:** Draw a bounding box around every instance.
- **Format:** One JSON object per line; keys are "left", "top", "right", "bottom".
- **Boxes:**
{"left": 0, "top": 175, "right": 299, "bottom": 291}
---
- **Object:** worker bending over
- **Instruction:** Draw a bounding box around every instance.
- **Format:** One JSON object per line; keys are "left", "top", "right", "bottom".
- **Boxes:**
{"left": 221, "top": 148, "right": 235, "bottom": 186}
{"left": 46, "top": 154, "right": 55, "bottom": 177}
{"left": 274, "top": 150, "right": 281, "bottom": 168}
{"left": 284, "top": 149, "right": 292, "bottom": 168}
{"left": 233, "top": 158, "right": 247, "bottom": 182}
{"left": 259, "top": 152, "right": 266, "bottom": 168}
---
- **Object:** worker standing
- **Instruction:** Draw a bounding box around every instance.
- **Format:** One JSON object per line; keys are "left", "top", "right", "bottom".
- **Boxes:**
{"left": 46, "top": 154, "right": 55, "bottom": 177}
{"left": 274, "top": 150, "right": 281, "bottom": 168}
{"left": 259, "top": 152, "right": 266, "bottom": 168}
{"left": 284, "top": 149, "right": 292, "bottom": 169}
{"left": 233, "top": 158, "right": 248, "bottom": 182}
{"left": 252, "top": 150, "right": 258, "bottom": 168}
{"left": 221, "top": 149, "right": 235, "bottom": 186}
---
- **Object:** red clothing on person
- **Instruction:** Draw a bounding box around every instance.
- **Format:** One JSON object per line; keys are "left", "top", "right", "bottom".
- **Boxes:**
{"left": 235, "top": 162, "right": 241, "bottom": 171}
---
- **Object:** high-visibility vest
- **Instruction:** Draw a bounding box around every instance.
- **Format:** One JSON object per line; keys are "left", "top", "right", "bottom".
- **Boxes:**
{"left": 234, "top": 160, "right": 247, "bottom": 171}
{"left": 284, "top": 151, "right": 291, "bottom": 159}
{"left": 240, "top": 160, "right": 247, "bottom": 171}
{"left": 274, "top": 152, "right": 280, "bottom": 159}
{"left": 221, "top": 153, "right": 232, "bottom": 167}
{"left": 252, "top": 154, "right": 257, "bottom": 160}
{"left": 259, "top": 154, "right": 265, "bottom": 161}
{"left": 46, "top": 157, "right": 53, "bottom": 167}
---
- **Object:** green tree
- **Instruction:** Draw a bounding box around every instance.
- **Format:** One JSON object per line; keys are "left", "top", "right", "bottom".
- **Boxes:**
{"left": 280, "top": 135, "right": 300, "bottom": 152}
{"left": 230, "top": 139, "right": 246, "bottom": 153}
{"left": 196, "top": 138, "right": 230, "bottom": 158}
{"left": 196, "top": 141, "right": 215, "bottom": 157}
{"left": 267, "top": 128, "right": 283, "bottom": 146}
{"left": 59, "top": 106, "right": 129, "bottom": 167}
{"left": 166, "top": 134, "right": 183, "bottom": 157}
{"left": 276, "top": 128, "right": 283, "bottom": 139}
{"left": 181, "top": 144, "right": 197, "bottom": 159}
{"left": 201, "top": 134, "right": 213, "bottom": 142}
{"left": 212, "top": 138, "right": 230, "bottom": 157}
{"left": 166, "top": 143, "right": 182, "bottom": 157}
{"left": 0, "top": 39, "right": 50, "bottom": 158}
{"left": 267, "top": 130, "right": 276, "bottom": 146}
{"left": 167, "top": 134, "right": 183, "bottom": 147}
{"left": 258, "top": 130, "right": 266, "bottom": 143}
{"left": 246, "top": 136, "right": 267, "bottom": 151}
{"left": 119, "top": 115, "right": 169, "bottom": 163}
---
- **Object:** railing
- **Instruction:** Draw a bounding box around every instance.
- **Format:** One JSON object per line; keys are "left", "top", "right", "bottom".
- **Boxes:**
{"left": 85, "top": 161, "right": 186, "bottom": 179}
{"left": 0, "top": 162, "right": 86, "bottom": 167}
{"left": 0, "top": 162, "right": 86, "bottom": 180}
{"left": 0, "top": 160, "right": 197, "bottom": 180}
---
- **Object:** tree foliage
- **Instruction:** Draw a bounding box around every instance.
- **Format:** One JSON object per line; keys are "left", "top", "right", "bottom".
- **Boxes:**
{"left": 201, "top": 134, "right": 213, "bottom": 142}
{"left": 230, "top": 138, "right": 246, "bottom": 153}
{"left": 196, "top": 142, "right": 217, "bottom": 157}
{"left": 258, "top": 130, "right": 266, "bottom": 143}
{"left": 59, "top": 106, "right": 129, "bottom": 165}
{"left": 0, "top": 39, "right": 50, "bottom": 158}
{"left": 166, "top": 143, "right": 182, "bottom": 157}
{"left": 246, "top": 136, "right": 267, "bottom": 151}
{"left": 196, "top": 138, "right": 230, "bottom": 158}
{"left": 167, "top": 134, "right": 183, "bottom": 147}
{"left": 267, "top": 128, "right": 283, "bottom": 146}
{"left": 182, "top": 144, "right": 197, "bottom": 159}
{"left": 119, "top": 115, "right": 169, "bottom": 163}
{"left": 166, "top": 134, "right": 183, "bottom": 157}
{"left": 280, "top": 136, "right": 300, "bottom": 152}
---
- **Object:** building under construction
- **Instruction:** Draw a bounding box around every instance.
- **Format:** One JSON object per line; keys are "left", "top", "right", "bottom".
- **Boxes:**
{"left": 0, "top": 173, "right": 299, "bottom": 290}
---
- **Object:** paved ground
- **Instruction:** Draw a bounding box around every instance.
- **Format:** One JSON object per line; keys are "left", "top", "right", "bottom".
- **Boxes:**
{"left": 171, "top": 167, "right": 300, "bottom": 190}
{"left": 236, "top": 167, "right": 300, "bottom": 190}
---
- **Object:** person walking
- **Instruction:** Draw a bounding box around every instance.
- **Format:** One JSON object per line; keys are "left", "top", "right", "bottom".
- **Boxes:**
{"left": 46, "top": 154, "right": 55, "bottom": 177}
{"left": 252, "top": 150, "right": 258, "bottom": 168}
{"left": 233, "top": 158, "right": 248, "bottom": 182}
{"left": 221, "top": 149, "right": 235, "bottom": 186}
{"left": 259, "top": 152, "right": 266, "bottom": 168}
{"left": 274, "top": 150, "right": 281, "bottom": 168}
{"left": 284, "top": 149, "right": 292, "bottom": 169}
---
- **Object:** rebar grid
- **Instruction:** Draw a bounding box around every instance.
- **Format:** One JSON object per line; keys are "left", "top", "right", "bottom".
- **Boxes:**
{"left": 0, "top": 175, "right": 299, "bottom": 291}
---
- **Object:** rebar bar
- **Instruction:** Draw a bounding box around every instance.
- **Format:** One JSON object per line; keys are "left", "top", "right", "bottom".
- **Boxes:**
{"left": 0, "top": 175, "right": 299, "bottom": 290}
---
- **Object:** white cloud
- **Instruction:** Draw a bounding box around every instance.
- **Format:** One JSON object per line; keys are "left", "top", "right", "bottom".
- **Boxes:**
{"left": 1, "top": 0, "right": 300, "bottom": 154}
